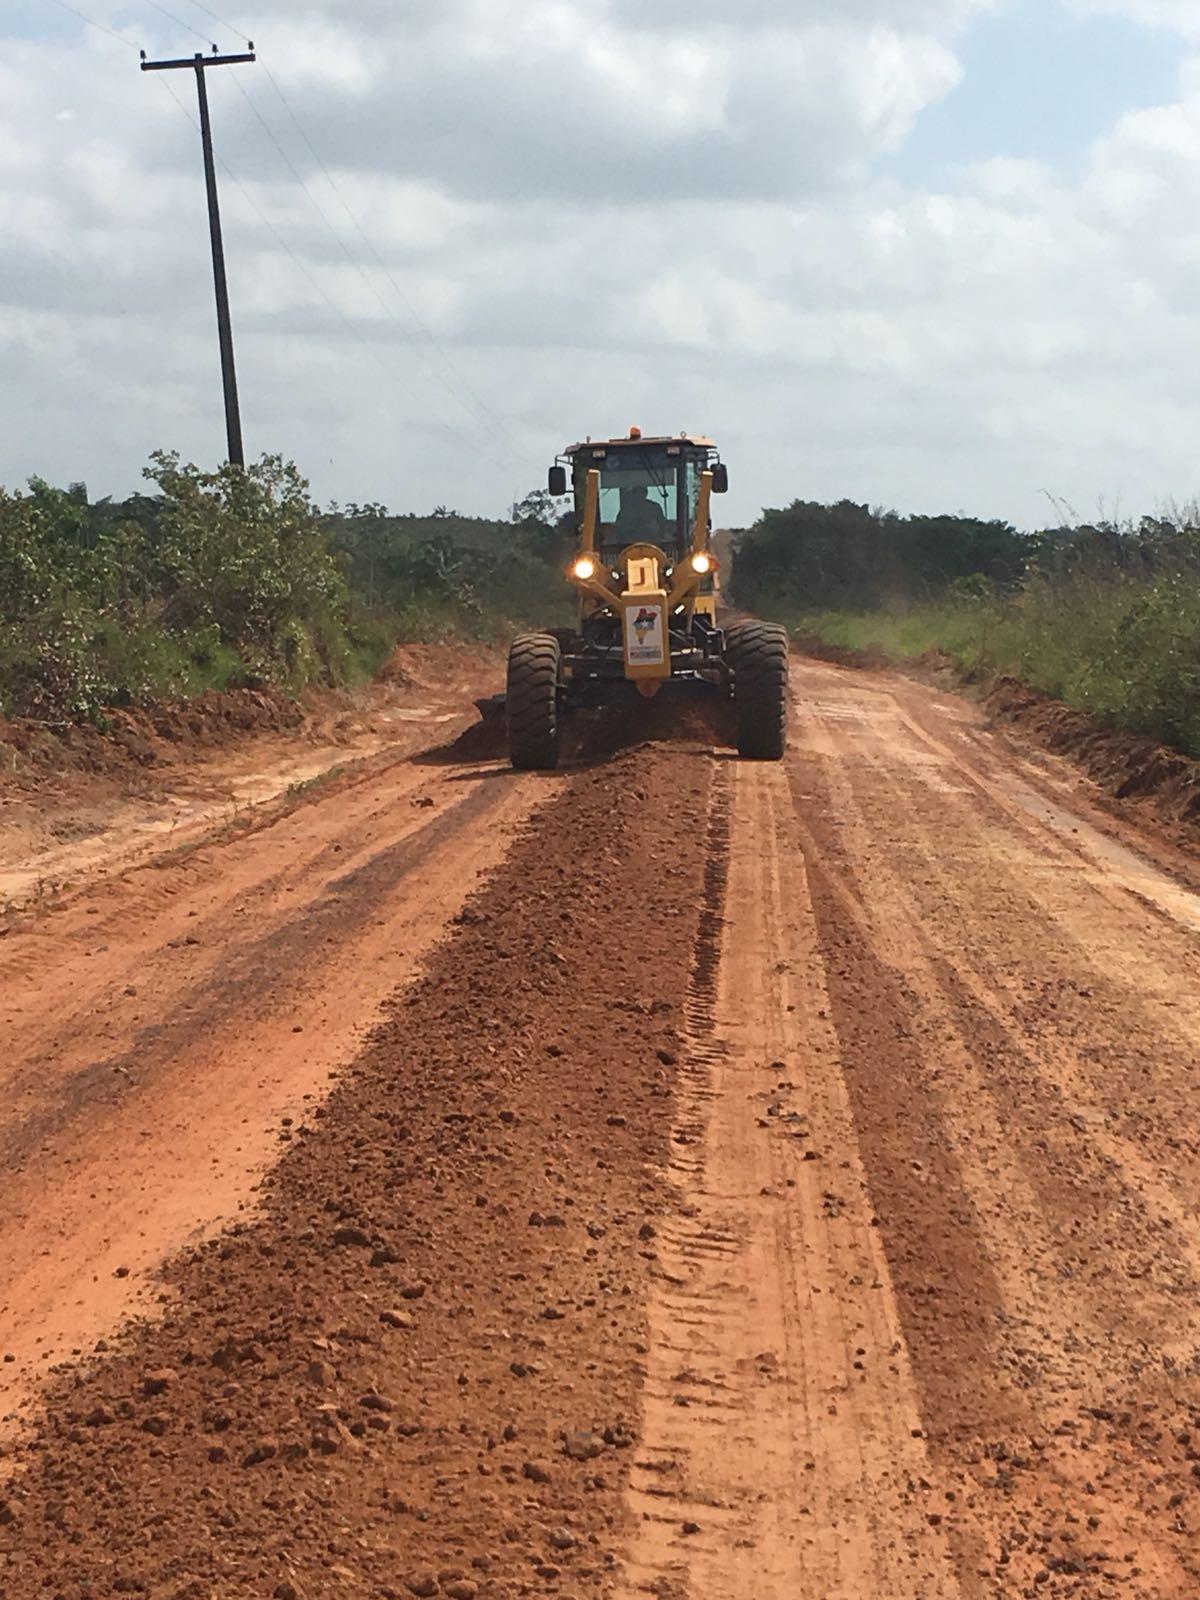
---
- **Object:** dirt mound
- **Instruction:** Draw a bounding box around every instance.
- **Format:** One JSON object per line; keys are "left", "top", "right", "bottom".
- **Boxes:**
{"left": 422, "top": 687, "right": 733, "bottom": 773}
{"left": 379, "top": 642, "right": 505, "bottom": 694}
{"left": 0, "top": 687, "right": 304, "bottom": 787}
{"left": 0, "top": 747, "right": 711, "bottom": 1598}
{"left": 986, "top": 676, "right": 1200, "bottom": 838}
{"left": 574, "top": 692, "right": 732, "bottom": 763}
{"left": 0, "top": 644, "right": 506, "bottom": 794}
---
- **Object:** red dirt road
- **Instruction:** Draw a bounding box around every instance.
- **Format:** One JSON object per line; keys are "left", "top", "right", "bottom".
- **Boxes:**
{"left": 0, "top": 694, "right": 546, "bottom": 1430}
{"left": 4, "top": 658, "right": 1200, "bottom": 1598}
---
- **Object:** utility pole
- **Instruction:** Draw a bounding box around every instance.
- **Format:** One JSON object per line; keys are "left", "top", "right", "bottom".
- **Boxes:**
{"left": 141, "top": 45, "right": 256, "bottom": 468}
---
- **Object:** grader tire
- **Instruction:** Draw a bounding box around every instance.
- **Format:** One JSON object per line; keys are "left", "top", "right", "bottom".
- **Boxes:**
{"left": 507, "top": 633, "right": 562, "bottom": 771}
{"left": 734, "top": 622, "right": 789, "bottom": 761}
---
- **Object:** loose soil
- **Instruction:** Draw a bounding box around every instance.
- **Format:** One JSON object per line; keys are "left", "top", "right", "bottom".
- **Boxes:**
{"left": 985, "top": 674, "right": 1200, "bottom": 845}
{"left": 4, "top": 657, "right": 1200, "bottom": 1599}
{"left": 0, "top": 645, "right": 502, "bottom": 913}
{"left": 0, "top": 739, "right": 712, "bottom": 1599}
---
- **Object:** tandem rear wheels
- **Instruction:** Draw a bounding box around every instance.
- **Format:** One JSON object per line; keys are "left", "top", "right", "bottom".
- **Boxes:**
{"left": 507, "top": 633, "right": 563, "bottom": 771}
{"left": 728, "top": 621, "right": 789, "bottom": 760}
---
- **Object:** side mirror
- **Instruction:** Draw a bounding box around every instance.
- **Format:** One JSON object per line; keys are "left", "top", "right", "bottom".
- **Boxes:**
{"left": 711, "top": 463, "right": 729, "bottom": 495}
{"left": 548, "top": 465, "right": 568, "bottom": 497}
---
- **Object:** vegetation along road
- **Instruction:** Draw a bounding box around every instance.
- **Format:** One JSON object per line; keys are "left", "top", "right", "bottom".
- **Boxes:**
{"left": 3, "top": 654, "right": 1200, "bottom": 1600}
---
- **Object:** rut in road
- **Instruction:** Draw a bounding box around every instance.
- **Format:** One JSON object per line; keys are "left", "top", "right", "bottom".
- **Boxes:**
{"left": 624, "top": 659, "right": 1200, "bottom": 1599}
{"left": 788, "top": 661, "right": 1200, "bottom": 1598}
{"left": 624, "top": 760, "right": 957, "bottom": 1599}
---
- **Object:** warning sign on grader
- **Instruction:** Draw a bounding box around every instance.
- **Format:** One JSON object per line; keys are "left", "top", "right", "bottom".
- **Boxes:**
{"left": 627, "top": 605, "right": 666, "bottom": 665}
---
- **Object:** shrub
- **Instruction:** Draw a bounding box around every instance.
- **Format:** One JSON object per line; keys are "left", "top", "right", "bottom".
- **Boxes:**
{"left": 739, "top": 501, "right": 1200, "bottom": 759}
{"left": 0, "top": 455, "right": 569, "bottom": 721}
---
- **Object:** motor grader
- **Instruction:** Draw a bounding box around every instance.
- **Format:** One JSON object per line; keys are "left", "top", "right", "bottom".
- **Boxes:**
{"left": 502, "top": 429, "right": 789, "bottom": 770}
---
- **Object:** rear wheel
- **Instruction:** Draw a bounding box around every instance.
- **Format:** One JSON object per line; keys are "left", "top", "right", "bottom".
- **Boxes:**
{"left": 507, "top": 633, "right": 562, "bottom": 770}
{"left": 733, "top": 622, "right": 789, "bottom": 760}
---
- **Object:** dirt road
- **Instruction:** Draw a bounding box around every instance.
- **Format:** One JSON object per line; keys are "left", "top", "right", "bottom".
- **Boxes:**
{"left": 4, "top": 657, "right": 1200, "bottom": 1599}
{"left": 0, "top": 684, "right": 546, "bottom": 1428}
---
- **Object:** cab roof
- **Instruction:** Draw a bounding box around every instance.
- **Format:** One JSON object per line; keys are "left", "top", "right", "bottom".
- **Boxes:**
{"left": 564, "top": 432, "right": 716, "bottom": 455}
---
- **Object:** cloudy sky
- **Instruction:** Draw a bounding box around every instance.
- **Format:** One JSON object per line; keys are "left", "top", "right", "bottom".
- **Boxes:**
{"left": 4, "top": 0, "right": 1200, "bottom": 527}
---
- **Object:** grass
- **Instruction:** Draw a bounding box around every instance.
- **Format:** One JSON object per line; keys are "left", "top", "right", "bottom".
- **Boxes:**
{"left": 791, "top": 607, "right": 962, "bottom": 663}
{"left": 784, "top": 566, "right": 1200, "bottom": 759}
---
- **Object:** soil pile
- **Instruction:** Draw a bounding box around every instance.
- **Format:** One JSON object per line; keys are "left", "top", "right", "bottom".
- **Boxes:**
{"left": 986, "top": 675, "right": 1200, "bottom": 840}
{"left": 0, "top": 688, "right": 304, "bottom": 785}
{"left": 0, "top": 745, "right": 712, "bottom": 1600}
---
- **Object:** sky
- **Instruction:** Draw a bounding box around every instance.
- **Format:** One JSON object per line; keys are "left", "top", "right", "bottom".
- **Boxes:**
{"left": 3, "top": 0, "right": 1200, "bottom": 528}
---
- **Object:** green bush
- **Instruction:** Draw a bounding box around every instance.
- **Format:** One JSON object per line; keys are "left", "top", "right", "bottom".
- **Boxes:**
{"left": 0, "top": 456, "right": 569, "bottom": 721}
{"left": 739, "top": 500, "right": 1200, "bottom": 759}
{"left": 785, "top": 567, "right": 1200, "bottom": 759}
{"left": 323, "top": 492, "right": 573, "bottom": 641}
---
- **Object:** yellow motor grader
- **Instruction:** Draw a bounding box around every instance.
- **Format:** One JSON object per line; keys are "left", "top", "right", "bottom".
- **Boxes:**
{"left": 504, "top": 428, "right": 789, "bottom": 770}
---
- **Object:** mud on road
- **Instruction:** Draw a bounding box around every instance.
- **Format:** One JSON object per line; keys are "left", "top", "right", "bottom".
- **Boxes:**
{"left": 5, "top": 658, "right": 1200, "bottom": 1599}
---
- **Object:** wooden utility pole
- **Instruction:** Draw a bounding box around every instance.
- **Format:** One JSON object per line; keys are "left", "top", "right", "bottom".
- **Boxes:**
{"left": 140, "top": 45, "right": 256, "bottom": 468}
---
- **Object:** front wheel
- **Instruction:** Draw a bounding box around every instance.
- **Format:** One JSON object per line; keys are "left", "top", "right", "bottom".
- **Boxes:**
{"left": 733, "top": 622, "right": 789, "bottom": 760}
{"left": 507, "top": 633, "right": 562, "bottom": 770}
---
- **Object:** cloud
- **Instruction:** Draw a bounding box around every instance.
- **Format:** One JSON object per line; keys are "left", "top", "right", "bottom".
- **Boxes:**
{"left": 1063, "top": 0, "right": 1200, "bottom": 39}
{"left": 227, "top": 4, "right": 966, "bottom": 204}
{"left": 1, "top": 0, "right": 1200, "bottom": 528}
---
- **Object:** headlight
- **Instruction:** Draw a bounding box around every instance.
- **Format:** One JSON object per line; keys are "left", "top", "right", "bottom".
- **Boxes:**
{"left": 690, "top": 553, "right": 713, "bottom": 575}
{"left": 573, "top": 557, "right": 596, "bottom": 581}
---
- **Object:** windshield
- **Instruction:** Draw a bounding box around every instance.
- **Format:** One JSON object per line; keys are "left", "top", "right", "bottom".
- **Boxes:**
{"left": 572, "top": 448, "right": 710, "bottom": 555}
{"left": 574, "top": 450, "right": 682, "bottom": 552}
{"left": 596, "top": 455, "right": 678, "bottom": 528}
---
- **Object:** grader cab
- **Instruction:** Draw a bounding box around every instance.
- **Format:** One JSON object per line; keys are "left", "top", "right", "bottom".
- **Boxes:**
{"left": 504, "top": 429, "right": 788, "bottom": 770}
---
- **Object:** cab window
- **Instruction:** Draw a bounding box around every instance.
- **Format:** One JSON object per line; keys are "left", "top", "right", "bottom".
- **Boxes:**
{"left": 598, "top": 469, "right": 677, "bottom": 526}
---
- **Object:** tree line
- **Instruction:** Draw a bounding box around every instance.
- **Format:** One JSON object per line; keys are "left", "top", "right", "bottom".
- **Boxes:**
{"left": 730, "top": 498, "right": 1200, "bottom": 758}
{"left": 7, "top": 459, "right": 1198, "bottom": 754}
{"left": 729, "top": 498, "right": 1200, "bottom": 615}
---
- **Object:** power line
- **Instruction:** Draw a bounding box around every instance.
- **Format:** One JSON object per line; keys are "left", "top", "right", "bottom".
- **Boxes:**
{"left": 138, "top": 0, "right": 214, "bottom": 47}
{"left": 226, "top": 77, "right": 514, "bottom": 471}
{"left": 47, "top": 0, "right": 480, "bottom": 464}
{"left": 260, "top": 63, "right": 532, "bottom": 460}
{"left": 46, "top": 0, "right": 136, "bottom": 49}
{"left": 151, "top": 77, "right": 474, "bottom": 456}
{"left": 170, "top": 0, "right": 252, "bottom": 45}
{"left": 48, "top": 0, "right": 539, "bottom": 481}
{"left": 51, "top": 0, "right": 231, "bottom": 54}
{"left": 149, "top": 0, "right": 533, "bottom": 461}
{"left": 151, "top": 0, "right": 534, "bottom": 464}
{"left": 144, "top": 0, "right": 527, "bottom": 468}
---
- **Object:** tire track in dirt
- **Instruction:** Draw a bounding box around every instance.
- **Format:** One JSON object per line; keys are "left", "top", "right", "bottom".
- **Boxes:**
{"left": 789, "top": 659, "right": 1200, "bottom": 1598}
{"left": 621, "top": 759, "right": 960, "bottom": 1599}
{"left": 850, "top": 729, "right": 1200, "bottom": 1324}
